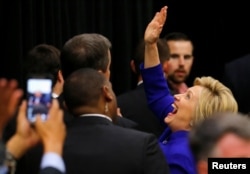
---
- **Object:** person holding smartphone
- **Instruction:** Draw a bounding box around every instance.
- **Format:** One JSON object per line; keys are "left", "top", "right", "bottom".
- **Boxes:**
{"left": 0, "top": 78, "right": 66, "bottom": 174}
{"left": 2, "top": 44, "right": 67, "bottom": 174}
{"left": 5, "top": 99, "right": 66, "bottom": 174}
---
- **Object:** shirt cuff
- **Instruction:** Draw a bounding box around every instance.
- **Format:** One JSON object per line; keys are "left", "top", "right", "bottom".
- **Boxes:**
{"left": 0, "top": 165, "right": 8, "bottom": 174}
{"left": 40, "top": 152, "right": 65, "bottom": 173}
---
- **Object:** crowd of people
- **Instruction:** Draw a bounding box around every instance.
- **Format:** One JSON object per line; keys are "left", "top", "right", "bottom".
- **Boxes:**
{"left": 0, "top": 5, "right": 250, "bottom": 174}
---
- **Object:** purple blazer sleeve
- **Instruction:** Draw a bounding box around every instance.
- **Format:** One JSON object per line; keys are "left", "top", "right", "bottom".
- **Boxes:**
{"left": 140, "top": 63, "right": 174, "bottom": 123}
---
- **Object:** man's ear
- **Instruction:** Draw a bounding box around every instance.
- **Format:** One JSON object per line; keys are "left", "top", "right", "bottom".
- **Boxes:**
{"left": 130, "top": 60, "right": 136, "bottom": 73}
{"left": 162, "top": 61, "right": 168, "bottom": 72}
{"left": 196, "top": 160, "right": 208, "bottom": 174}
{"left": 57, "top": 70, "right": 64, "bottom": 83}
{"left": 161, "top": 61, "right": 168, "bottom": 78}
{"left": 102, "top": 85, "right": 113, "bottom": 102}
{"left": 98, "top": 69, "right": 110, "bottom": 80}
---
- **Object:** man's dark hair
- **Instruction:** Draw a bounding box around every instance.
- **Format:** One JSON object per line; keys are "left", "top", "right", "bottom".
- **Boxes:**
{"left": 63, "top": 68, "right": 107, "bottom": 115}
{"left": 24, "top": 44, "right": 61, "bottom": 87}
{"left": 133, "top": 38, "right": 170, "bottom": 76}
{"left": 60, "top": 33, "right": 112, "bottom": 79}
{"left": 164, "top": 32, "right": 192, "bottom": 43}
{"left": 189, "top": 112, "right": 250, "bottom": 162}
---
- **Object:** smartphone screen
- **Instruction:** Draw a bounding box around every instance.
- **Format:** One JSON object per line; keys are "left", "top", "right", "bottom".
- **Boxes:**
{"left": 27, "top": 78, "right": 52, "bottom": 123}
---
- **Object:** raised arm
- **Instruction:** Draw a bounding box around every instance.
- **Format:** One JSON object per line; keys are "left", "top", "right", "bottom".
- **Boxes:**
{"left": 140, "top": 6, "right": 174, "bottom": 123}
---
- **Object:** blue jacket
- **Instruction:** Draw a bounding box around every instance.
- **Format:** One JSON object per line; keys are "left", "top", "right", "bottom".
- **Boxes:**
{"left": 140, "top": 64, "right": 197, "bottom": 174}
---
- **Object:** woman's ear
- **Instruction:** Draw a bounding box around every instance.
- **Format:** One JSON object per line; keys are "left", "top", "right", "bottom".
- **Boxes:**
{"left": 190, "top": 121, "right": 193, "bottom": 127}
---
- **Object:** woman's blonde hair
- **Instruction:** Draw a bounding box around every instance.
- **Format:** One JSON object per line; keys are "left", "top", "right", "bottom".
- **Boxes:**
{"left": 192, "top": 76, "right": 238, "bottom": 125}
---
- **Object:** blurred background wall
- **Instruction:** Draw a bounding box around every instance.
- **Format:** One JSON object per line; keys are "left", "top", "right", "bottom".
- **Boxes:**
{"left": 1, "top": 0, "right": 249, "bottom": 95}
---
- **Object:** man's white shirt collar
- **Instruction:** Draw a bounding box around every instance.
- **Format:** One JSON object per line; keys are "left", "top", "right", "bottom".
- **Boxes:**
{"left": 79, "top": 114, "right": 112, "bottom": 122}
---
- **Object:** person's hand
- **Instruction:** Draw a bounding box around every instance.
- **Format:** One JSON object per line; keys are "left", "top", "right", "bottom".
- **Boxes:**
{"left": 6, "top": 101, "right": 40, "bottom": 159}
{"left": 144, "top": 6, "right": 167, "bottom": 44}
{"left": 0, "top": 78, "right": 23, "bottom": 137}
{"left": 143, "top": 6, "right": 168, "bottom": 68}
{"left": 34, "top": 99, "right": 66, "bottom": 155}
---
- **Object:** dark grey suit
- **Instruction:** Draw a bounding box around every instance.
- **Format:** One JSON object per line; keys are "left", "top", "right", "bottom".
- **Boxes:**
{"left": 63, "top": 116, "right": 169, "bottom": 174}
{"left": 10, "top": 95, "right": 139, "bottom": 174}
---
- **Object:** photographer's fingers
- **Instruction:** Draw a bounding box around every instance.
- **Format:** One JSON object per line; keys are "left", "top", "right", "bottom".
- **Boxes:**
{"left": 17, "top": 100, "right": 28, "bottom": 124}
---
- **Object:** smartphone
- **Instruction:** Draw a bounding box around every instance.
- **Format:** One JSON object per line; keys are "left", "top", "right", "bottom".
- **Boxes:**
{"left": 26, "top": 76, "right": 53, "bottom": 123}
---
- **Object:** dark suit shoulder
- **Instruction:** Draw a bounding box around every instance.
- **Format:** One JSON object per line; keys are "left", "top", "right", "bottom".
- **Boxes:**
{"left": 112, "top": 123, "right": 155, "bottom": 136}
{"left": 114, "top": 116, "right": 139, "bottom": 129}
{"left": 226, "top": 54, "right": 250, "bottom": 68}
{"left": 67, "top": 116, "right": 155, "bottom": 142}
{"left": 117, "top": 85, "right": 145, "bottom": 102}
{"left": 222, "top": 53, "right": 250, "bottom": 114}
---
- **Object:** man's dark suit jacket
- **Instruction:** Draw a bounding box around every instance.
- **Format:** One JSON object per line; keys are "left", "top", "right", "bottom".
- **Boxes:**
{"left": 11, "top": 94, "right": 139, "bottom": 174}
{"left": 117, "top": 83, "right": 165, "bottom": 137}
{"left": 222, "top": 54, "right": 250, "bottom": 115}
{"left": 39, "top": 167, "right": 63, "bottom": 174}
{"left": 63, "top": 116, "right": 169, "bottom": 174}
